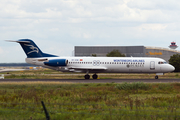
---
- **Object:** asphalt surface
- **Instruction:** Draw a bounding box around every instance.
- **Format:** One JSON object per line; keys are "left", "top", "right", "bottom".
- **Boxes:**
{"left": 0, "top": 79, "right": 180, "bottom": 83}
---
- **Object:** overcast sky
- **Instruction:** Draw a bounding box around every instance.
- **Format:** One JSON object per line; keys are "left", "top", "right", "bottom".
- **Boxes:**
{"left": 1, "top": 0, "right": 180, "bottom": 63}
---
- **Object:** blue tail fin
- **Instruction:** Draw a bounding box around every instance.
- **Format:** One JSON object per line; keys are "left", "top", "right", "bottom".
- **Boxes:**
{"left": 14, "top": 39, "right": 58, "bottom": 58}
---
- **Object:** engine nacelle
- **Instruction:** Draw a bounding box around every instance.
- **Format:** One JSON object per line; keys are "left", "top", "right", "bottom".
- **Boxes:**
{"left": 44, "top": 59, "right": 68, "bottom": 66}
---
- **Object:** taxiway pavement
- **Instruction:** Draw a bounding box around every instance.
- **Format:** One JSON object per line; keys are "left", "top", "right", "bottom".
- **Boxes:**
{"left": 0, "top": 79, "right": 180, "bottom": 83}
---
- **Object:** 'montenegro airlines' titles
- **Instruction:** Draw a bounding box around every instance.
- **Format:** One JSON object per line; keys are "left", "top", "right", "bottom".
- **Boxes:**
{"left": 7, "top": 39, "right": 175, "bottom": 79}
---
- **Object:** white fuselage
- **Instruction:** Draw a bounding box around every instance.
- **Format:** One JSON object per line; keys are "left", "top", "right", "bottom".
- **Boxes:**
{"left": 25, "top": 57, "right": 175, "bottom": 74}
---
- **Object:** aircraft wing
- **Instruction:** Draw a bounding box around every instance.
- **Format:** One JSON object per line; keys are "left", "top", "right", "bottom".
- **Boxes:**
{"left": 69, "top": 67, "right": 107, "bottom": 70}
{"left": 68, "top": 67, "right": 107, "bottom": 72}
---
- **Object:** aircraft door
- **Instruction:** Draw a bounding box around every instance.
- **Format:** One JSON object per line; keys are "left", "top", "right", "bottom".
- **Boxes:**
{"left": 150, "top": 61, "right": 155, "bottom": 70}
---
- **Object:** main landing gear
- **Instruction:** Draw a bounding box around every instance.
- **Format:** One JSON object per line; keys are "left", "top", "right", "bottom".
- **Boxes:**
{"left": 84, "top": 74, "right": 90, "bottom": 79}
{"left": 92, "top": 74, "right": 98, "bottom": 79}
{"left": 84, "top": 74, "right": 98, "bottom": 79}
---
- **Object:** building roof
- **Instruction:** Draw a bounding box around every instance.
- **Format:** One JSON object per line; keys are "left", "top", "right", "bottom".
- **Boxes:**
{"left": 145, "top": 46, "right": 180, "bottom": 53}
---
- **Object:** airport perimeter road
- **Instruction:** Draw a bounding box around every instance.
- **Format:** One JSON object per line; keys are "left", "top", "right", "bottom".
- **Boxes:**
{"left": 1, "top": 79, "right": 180, "bottom": 83}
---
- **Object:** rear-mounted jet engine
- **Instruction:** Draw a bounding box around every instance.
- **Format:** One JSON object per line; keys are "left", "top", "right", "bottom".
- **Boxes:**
{"left": 44, "top": 59, "right": 68, "bottom": 66}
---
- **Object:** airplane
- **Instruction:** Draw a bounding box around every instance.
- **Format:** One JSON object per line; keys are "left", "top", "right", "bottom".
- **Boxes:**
{"left": 7, "top": 39, "right": 175, "bottom": 79}
{"left": 0, "top": 68, "right": 26, "bottom": 73}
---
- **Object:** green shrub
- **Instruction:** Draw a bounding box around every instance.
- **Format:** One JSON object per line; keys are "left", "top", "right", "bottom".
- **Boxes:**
{"left": 158, "top": 84, "right": 173, "bottom": 90}
{"left": 115, "top": 82, "right": 151, "bottom": 90}
{"left": 7, "top": 74, "right": 16, "bottom": 78}
{"left": 175, "top": 74, "right": 179, "bottom": 77}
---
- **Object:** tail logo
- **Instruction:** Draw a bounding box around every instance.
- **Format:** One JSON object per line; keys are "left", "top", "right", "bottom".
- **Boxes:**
{"left": 24, "top": 44, "right": 39, "bottom": 54}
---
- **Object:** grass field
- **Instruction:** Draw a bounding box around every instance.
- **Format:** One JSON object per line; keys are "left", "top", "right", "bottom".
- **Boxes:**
{"left": 1, "top": 70, "right": 180, "bottom": 119}
{"left": 0, "top": 82, "right": 180, "bottom": 119}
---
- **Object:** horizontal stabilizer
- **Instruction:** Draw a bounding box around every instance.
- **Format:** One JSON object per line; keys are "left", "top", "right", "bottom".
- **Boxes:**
{"left": 5, "top": 40, "right": 30, "bottom": 43}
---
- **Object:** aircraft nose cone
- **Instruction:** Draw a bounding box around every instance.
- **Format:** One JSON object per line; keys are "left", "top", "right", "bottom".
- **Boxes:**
{"left": 170, "top": 65, "right": 175, "bottom": 72}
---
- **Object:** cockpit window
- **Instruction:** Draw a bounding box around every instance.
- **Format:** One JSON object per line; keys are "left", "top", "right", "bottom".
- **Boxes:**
{"left": 158, "top": 61, "right": 167, "bottom": 64}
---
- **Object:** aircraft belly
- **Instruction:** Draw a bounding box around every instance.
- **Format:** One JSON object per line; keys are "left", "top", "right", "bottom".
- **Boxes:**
{"left": 107, "top": 65, "right": 128, "bottom": 73}
{"left": 129, "top": 69, "right": 141, "bottom": 73}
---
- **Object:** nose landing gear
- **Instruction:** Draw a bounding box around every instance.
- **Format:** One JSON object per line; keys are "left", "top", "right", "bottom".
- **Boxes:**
{"left": 155, "top": 75, "right": 158, "bottom": 79}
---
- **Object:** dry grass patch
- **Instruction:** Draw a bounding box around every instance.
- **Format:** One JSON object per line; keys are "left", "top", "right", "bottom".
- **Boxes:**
{"left": 0, "top": 81, "right": 74, "bottom": 85}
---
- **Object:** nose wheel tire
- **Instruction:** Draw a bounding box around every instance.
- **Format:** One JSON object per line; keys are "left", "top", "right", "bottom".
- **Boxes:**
{"left": 92, "top": 74, "right": 98, "bottom": 79}
{"left": 84, "top": 74, "right": 90, "bottom": 79}
{"left": 155, "top": 75, "right": 158, "bottom": 79}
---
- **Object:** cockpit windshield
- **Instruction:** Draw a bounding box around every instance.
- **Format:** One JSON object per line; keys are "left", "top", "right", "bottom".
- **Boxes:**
{"left": 158, "top": 61, "right": 167, "bottom": 64}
